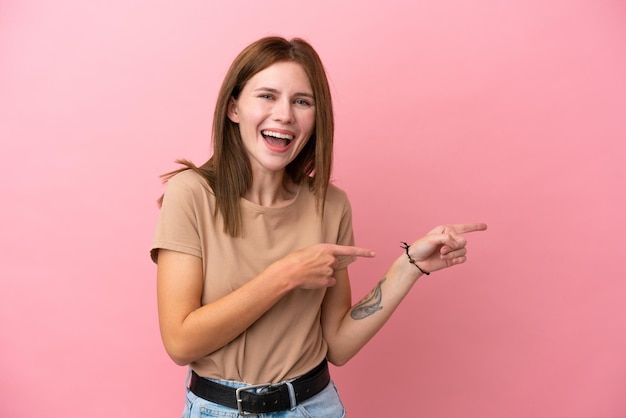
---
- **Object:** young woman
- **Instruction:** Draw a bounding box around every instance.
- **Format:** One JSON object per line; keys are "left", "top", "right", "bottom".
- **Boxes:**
{"left": 151, "top": 36, "right": 486, "bottom": 418}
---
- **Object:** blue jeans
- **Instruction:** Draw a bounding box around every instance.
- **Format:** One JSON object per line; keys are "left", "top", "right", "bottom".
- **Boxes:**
{"left": 181, "top": 374, "right": 346, "bottom": 418}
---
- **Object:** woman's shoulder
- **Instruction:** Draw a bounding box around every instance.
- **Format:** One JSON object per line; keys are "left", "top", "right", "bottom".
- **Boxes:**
{"left": 322, "top": 182, "right": 352, "bottom": 213}
{"left": 167, "top": 169, "right": 213, "bottom": 194}
{"left": 325, "top": 182, "right": 350, "bottom": 202}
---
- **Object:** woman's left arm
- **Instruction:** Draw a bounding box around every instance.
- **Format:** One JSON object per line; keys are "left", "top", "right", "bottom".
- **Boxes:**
{"left": 321, "top": 223, "right": 487, "bottom": 366}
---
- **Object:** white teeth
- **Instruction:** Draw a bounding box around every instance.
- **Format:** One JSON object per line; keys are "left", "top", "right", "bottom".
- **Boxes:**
{"left": 262, "top": 130, "right": 294, "bottom": 140}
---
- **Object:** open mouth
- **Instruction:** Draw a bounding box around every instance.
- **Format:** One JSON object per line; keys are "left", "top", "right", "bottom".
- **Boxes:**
{"left": 261, "top": 130, "right": 293, "bottom": 147}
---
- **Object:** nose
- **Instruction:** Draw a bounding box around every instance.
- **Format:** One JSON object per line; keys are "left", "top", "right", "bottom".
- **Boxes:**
{"left": 272, "top": 99, "right": 294, "bottom": 124}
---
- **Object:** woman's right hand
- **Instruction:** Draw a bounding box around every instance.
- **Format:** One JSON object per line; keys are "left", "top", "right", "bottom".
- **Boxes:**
{"left": 266, "top": 244, "right": 375, "bottom": 290}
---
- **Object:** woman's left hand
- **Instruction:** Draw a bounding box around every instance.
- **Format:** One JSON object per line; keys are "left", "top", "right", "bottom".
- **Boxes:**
{"left": 406, "top": 223, "right": 487, "bottom": 274}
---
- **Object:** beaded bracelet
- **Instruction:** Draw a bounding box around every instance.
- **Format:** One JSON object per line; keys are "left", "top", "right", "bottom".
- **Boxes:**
{"left": 400, "top": 242, "right": 430, "bottom": 275}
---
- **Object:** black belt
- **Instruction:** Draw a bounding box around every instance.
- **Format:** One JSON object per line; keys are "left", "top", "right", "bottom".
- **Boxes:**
{"left": 189, "top": 359, "right": 330, "bottom": 416}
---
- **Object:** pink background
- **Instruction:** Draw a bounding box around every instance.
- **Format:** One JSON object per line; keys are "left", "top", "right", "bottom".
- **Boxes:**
{"left": 1, "top": 0, "right": 625, "bottom": 417}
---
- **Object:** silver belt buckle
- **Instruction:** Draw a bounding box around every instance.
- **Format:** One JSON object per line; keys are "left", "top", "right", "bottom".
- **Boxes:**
{"left": 235, "top": 383, "right": 272, "bottom": 416}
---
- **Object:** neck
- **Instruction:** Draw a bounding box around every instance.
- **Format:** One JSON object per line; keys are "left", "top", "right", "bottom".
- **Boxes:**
{"left": 244, "top": 170, "right": 297, "bottom": 207}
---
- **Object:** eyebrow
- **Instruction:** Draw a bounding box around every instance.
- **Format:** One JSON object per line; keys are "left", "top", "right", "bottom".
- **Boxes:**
{"left": 253, "top": 87, "right": 315, "bottom": 99}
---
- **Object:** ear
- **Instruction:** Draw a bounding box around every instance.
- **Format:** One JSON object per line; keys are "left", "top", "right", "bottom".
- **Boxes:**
{"left": 227, "top": 97, "right": 239, "bottom": 123}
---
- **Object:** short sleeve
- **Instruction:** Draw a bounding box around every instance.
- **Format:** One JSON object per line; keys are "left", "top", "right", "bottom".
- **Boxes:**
{"left": 332, "top": 189, "right": 356, "bottom": 271}
{"left": 150, "top": 172, "right": 204, "bottom": 263}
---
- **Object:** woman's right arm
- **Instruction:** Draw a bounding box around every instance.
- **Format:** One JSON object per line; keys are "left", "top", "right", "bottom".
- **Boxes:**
{"left": 156, "top": 249, "right": 295, "bottom": 365}
{"left": 156, "top": 244, "right": 374, "bottom": 366}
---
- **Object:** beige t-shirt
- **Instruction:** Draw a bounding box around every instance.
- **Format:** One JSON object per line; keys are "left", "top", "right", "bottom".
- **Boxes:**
{"left": 151, "top": 170, "right": 355, "bottom": 383}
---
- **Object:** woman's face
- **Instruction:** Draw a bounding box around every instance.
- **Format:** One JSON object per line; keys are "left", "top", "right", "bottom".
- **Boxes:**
{"left": 227, "top": 61, "right": 316, "bottom": 177}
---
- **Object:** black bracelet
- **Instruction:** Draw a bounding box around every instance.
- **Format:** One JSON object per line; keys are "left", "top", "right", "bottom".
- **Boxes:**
{"left": 400, "top": 242, "right": 430, "bottom": 275}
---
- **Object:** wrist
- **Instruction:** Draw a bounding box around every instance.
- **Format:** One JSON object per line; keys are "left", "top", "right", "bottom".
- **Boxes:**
{"left": 261, "top": 260, "right": 299, "bottom": 293}
{"left": 400, "top": 241, "right": 430, "bottom": 275}
{"left": 389, "top": 253, "right": 423, "bottom": 284}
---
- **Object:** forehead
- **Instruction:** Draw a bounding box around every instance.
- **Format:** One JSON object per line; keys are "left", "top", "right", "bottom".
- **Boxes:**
{"left": 244, "top": 61, "right": 313, "bottom": 92}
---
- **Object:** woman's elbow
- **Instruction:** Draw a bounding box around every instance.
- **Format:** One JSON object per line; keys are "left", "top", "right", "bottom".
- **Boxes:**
{"left": 328, "top": 357, "right": 348, "bottom": 367}
{"left": 326, "top": 349, "right": 352, "bottom": 367}
{"left": 162, "top": 339, "right": 196, "bottom": 366}
{"left": 169, "top": 353, "right": 192, "bottom": 367}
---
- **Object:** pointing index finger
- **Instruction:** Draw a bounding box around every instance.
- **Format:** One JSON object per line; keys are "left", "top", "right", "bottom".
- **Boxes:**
{"left": 452, "top": 223, "right": 488, "bottom": 234}
{"left": 329, "top": 244, "right": 376, "bottom": 258}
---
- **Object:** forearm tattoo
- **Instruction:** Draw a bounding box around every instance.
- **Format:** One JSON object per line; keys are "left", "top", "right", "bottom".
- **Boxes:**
{"left": 350, "top": 278, "right": 386, "bottom": 320}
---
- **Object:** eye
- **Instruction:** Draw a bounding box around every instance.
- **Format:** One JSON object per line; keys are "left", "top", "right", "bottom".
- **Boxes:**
{"left": 295, "top": 98, "right": 313, "bottom": 107}
{"left": 259, "top": 93, "right": 274, "bottom": 100}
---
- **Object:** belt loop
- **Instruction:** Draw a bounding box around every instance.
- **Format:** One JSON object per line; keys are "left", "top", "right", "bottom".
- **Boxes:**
{"left": 284, "top": 381, "right": 297, "bottom": 410}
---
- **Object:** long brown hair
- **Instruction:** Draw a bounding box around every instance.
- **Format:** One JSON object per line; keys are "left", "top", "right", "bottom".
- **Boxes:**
{"left": 159, "top": 36, "right": 335, "bottom": 237}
